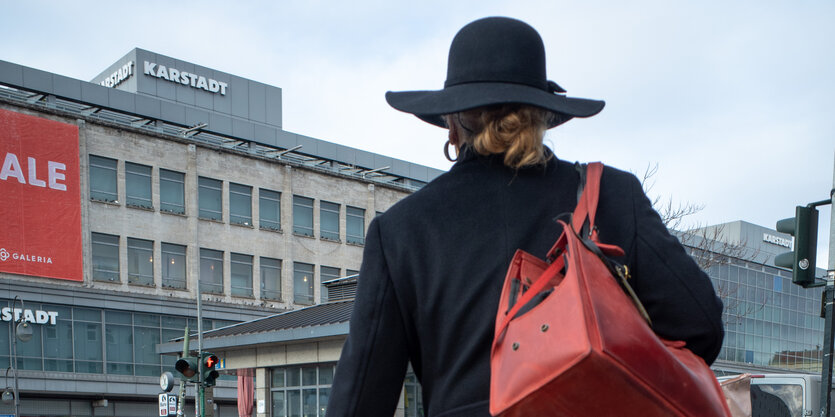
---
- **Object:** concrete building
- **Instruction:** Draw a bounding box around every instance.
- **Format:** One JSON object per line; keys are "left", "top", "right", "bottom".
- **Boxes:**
{"left": 0, "top": 49, "right": 441, "bottom": 416}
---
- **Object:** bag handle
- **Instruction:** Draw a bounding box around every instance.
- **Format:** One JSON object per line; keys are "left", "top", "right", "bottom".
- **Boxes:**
{"left": 546, "top": 162, "right": 604, "bottom": 262}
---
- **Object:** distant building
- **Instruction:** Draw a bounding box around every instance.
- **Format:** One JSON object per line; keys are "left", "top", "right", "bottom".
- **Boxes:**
{"left": 686, "top": 221, "right": 827, "bottom": 375}
{"left": 0, "top": 49, "right": 441, "bottom": 416}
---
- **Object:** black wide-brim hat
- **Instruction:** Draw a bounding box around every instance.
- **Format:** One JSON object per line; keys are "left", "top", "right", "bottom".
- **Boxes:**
{"left": 386, "top": 17, "right": 605, "bottom": 128}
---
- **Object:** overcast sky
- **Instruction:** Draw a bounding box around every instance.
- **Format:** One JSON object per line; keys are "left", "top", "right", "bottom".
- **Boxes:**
{"left": 3, "top": 0, "right": 834, "bottom": 268}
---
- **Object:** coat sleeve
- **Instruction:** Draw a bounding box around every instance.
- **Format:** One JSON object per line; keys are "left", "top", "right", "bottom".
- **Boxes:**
{"left": 626, "top": 173, "right": 725, "bottom": 364}
{"left": 326, "top": 219, "right": 410, "bottom": 417}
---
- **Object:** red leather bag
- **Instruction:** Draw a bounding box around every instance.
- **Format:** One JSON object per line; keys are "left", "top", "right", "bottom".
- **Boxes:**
{"left": 490, "top": 162, "right": 730, "bottom": 417}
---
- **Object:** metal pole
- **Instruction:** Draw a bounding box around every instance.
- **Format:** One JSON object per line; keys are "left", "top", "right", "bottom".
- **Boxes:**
{"left": 11, "top": 296, "right": 22, "bottom": 417}
{"left": 820, "top": 150, "right": 835, "bottom": 417}
{"left": 197, "top": 281, "right": 204, "bottom": 417}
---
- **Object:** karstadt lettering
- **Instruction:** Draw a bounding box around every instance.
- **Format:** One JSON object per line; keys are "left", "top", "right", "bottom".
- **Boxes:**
{"left": 143, "top": 61, "right": 228, "bottom": 95}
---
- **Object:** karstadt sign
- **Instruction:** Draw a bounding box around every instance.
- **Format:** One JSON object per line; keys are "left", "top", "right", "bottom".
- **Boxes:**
{"left": 0, "top": 108, "right": 82, "bottom": 281}
{"left": 143, "top": 61, "right": 228, "bottom": 95}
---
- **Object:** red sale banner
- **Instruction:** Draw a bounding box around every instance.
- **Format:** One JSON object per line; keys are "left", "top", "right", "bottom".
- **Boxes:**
{"left": 0, "top": 108, "right": 82, "bottom": 281}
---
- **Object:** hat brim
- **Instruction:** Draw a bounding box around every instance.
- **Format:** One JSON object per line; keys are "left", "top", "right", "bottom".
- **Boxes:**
{"left": 385, "top": 82, "right": 605, "bottom": 128}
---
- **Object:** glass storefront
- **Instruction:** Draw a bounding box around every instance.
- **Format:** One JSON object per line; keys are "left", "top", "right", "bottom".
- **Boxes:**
{"left": 0, "top": 300, "right": 237, "bottom": 376}
{"left": 703, "top": 257, "right": 825, "bottom": 371}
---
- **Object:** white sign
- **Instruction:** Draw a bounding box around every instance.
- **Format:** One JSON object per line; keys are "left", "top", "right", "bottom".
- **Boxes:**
{"left": 143, "top": 61, "right": 228, "bottom": 95}
{"left": 763, "top": 233, "right": 792, "bottom": 249}
{"left": 0, "top": 307, "right": 58, "bottom": 325}
{"left": 159, "top": 393, "right": 168, "bottom": 417}
{"left": 168, "top": 395, "right": 177, "bottom": 414}
{"left": 257, "top": 399, "right": 266, "bottom": 414}
{"left": 100, "top": 61, "right": 134, "bottom": 88}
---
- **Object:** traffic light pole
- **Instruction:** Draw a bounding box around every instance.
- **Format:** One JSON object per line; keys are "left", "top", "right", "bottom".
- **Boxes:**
{"left": 821, "top": 151, "right": 835, "bottom": 417}
{"left": 197, "top": 282, "right": 204, "bottom": 417}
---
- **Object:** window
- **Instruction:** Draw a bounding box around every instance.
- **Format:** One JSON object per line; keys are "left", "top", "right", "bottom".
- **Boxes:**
{"left": 259, "top": 189, "right": 281, "bottom": 231}
{"left": 89, "top": 155, "right": 117, "bottom": 202}
{"left": 293, "top": 196, "right": 314, "bottom": 237}
{"left": 73, "top": 308, "right": 103, "bottom": 374}
{"left": 230, "top": 183, "right": 252, "bottom": 226}
{"left": 162, "top": 243, "right": 186, "bottom": 289}
{"left": 293, "top": 262, "right": 314, "bottom": 305}
{"left": 42, "top": 304, "right": 73, "bottom": 372}
{"left": 134, "top": 313, "right": 162, "bottom": 376}
{"left": 404, "top": 373, "right": 425, "bottom": 417}
{"left": 198, "top": 177, "right": 222, "bottom": 221}
{"left": 106, "top": 311, "right": 133, "bottom": 375}
{"left": 346, "top": 269, "right": 359, "bottom": 277}
{"left": 320, "top": 201, "right": 340, "bottom": 241}
{"left": 200, "top": 248, "right": 224, "bottom": 294}
{"left": 127, "top": 238, "right": 153, "bottom": 286}
{"left": 125, "top": 162, "right": 152, "bottom": 209}
{"left": 261, "top": 257, "right": 282, "bottom": 301}
{"left": 231, "top": 253, "right": 253, "bottom": 297}
{"left": 92, "top": 232, "right": 119, "bottom": 282}
{"left": 271, "top": 364, "right": 335, "bottom": 417}
{"left": 320, "top": 266, "right": 341, "bottom": 303}
{"left": 160, "top": 169, "right": 185, "bottom": 214}
{"left": 346, "top": 206, "right": 366, "bottom": 245}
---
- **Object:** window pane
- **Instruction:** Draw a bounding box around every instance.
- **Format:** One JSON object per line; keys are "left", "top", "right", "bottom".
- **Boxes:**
{"left": 318, "top": 388, "right": 330, "bottom": 417}
{"left": 319, "top": 201, "right": 339, "bottom": 241}
{"left": 134, "top": 325, "right": 161, "bottom": 371}
{"left": 287, "top": 367, "right": 301, "bottom": 386}
{"left": 318, "top": 365, "right": 334, "bottom": 385}
{"left": 128, "top": 237, "right": 154, "bottom": 286}
{"left": 160, "top": 169, "right": 185, "bottom": 214}
{"left": 293, "top": 196, "right": 314, "bottom": 237}
{"left": 200, "top": 248, "right": 224, "bottom": 294}
{"left": 293, "top": 263, "right": 314, "bottom": 305}
{"left": 289, "top": 390, "right": 301, "bottom": 417}
{"left": 346, "top": 206, "right": 365, "bottom": 245}
{"left": 303, "top": 389, "right": 317, "bottom": 417}
{"left": 73, "top": 321, "right": 102, "bottom": 371}
{"left": 198, "top": 177, "right": 222, "bottom": 221}
{"left": 273, "top": 391, "right": 287, "bottom": 417}
{"left": 260, "top": 189, "right": 281, "bottom": 231}
{"left": 125, "top": 162, "right": 152, "bottom": 209}
{"left": 320, "top": 266, "right": 340, "bottom": 303}
{"left": 231, "top": 253, "right": 253, "bottom": 297}
{"left": 261, "top": 257, "right": 282, "bottom": 301}
{"left": 162, "top": 243, "right": 187, "bottom": 289}
{"left": 302, "top": 367, "right": 317, "bottom": 386}
{"left": 92, "top": 232, "right": 119, "bottom": 282}
{"left": 89, "top": 155, "right": 117, "bottom": 202}
{"left": 230, "top": 182, "right": 252, "bottom": 226}
{"left": 106, "top": 323, "right": 133, "bottom": 375}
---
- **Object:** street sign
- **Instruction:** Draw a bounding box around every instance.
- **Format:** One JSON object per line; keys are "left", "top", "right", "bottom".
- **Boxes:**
{"left": 216, "top": 357, "right": 225, "bottom": 370}
{"left": 159, "top": 393, "right": 168, "bottom": 416}
{"left": 168, "top": 395, "right": 177, "bottom": 415}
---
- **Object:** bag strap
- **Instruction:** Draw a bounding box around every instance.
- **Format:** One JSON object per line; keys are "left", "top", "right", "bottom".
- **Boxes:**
{"left": 571, "top": 162, "right": 603, "bottom": 240}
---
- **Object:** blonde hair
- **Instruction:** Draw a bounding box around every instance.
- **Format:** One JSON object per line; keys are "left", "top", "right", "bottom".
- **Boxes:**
{"left": 450, "top": 105, "right": 551, "bottom": 169}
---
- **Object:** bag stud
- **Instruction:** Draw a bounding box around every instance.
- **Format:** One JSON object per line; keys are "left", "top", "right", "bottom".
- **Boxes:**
{"left": 541, "top": 324, "right": 549, "bottom": 332}
{"left": 512, "top": 342, "right": 520, "bottom": 351}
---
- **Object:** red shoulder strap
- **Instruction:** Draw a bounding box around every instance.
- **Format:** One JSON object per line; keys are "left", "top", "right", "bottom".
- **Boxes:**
{"left": 571, "top": 162, "right": 603, "bottom": 239}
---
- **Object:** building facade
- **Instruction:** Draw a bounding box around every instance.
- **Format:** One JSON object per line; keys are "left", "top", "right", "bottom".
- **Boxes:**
{"left": 0, "top": 50, "right": 441, "bottom": 416}
{"left": 687, "top": 221, "right": 827, "bottom": 374}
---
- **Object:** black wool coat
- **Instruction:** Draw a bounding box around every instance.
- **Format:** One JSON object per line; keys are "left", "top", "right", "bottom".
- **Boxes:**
{"left": 326, "top": 148, "right": 725, "bottom": 417}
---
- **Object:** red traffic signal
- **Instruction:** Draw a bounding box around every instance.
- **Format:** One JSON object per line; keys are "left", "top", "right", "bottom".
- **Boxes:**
{"left": 204, "top": 354, "right": 219, "bottom": 369}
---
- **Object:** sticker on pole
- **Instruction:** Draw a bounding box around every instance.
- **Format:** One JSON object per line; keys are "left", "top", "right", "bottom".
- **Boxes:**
{"left": 159, "top": 393, "right": 168, "bottom": 416}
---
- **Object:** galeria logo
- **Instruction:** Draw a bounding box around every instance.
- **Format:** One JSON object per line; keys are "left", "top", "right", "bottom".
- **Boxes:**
{"left": 0, "top": 248, "right": 8, "bottom": 262}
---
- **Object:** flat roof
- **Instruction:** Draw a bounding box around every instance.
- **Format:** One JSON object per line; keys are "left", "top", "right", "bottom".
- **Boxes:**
{"left": 0, "top": 58, "right": 443, "bottom": 188}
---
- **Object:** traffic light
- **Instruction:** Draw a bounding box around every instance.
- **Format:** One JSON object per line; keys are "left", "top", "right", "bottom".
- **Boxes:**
{"left": 201, "top": 352, "right": 219, "bottom": 387}
{"left": 775, "top": 205, "right": 819, "bottom": 287}
{"left": 175, "top": 356, "right": 199, "bottom": 381}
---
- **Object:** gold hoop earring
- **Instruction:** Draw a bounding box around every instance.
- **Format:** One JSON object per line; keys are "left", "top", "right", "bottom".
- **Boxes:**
{"left": 444, "top": 140, "right": 458, "bottom": 162}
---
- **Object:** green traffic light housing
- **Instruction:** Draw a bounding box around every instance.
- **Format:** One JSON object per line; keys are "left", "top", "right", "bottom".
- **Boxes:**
{"left": 201, "top": 352, "right": 220, "bottom": 387}
{"left": 775, "top": 205, "right": 819, "bottom": 287}
{"left": 175, "top": 356, "right": 199, "bottom": 381}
